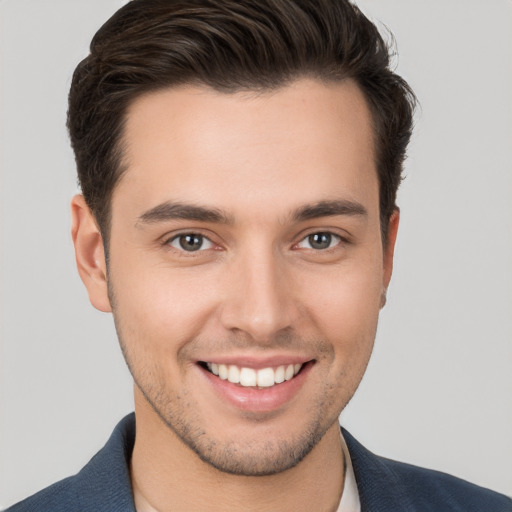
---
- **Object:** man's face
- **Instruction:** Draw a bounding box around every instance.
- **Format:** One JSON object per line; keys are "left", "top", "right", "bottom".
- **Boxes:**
{"left": 81, "top": 79, "right": 397, "bottom": 476}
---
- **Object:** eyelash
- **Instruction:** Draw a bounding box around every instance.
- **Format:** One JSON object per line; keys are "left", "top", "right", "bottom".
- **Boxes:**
{"left": 165, "top": 233, "right": 216, "bottom": 253}
{"left": 294, "top": 232, "right": 343, "bottom": 251}
{"left": 163, "top": 230, "right": 348, "bottom": 254}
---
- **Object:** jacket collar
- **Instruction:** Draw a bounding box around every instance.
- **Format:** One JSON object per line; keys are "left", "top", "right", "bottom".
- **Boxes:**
{"left": 74, "top": 413, "right": 137, "bottom": 512}
{"left": 342, "top": 427, "right": 416, "bottom": 512}
{"left": 73, "top": 414, "right": 414, "bottom": 512}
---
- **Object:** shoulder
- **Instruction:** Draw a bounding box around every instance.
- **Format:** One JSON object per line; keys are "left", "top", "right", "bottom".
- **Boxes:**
{"left": 382, "top": 456, "right": 512, "bottom": 511}
{"left": 4, "top": 476, "right": 78, "bottom": 512}
{"left": 5, "top": 414, "right": 137, "bottom": 512}
{"left": 342, "top": 427, "right": 512, "bottom": 512}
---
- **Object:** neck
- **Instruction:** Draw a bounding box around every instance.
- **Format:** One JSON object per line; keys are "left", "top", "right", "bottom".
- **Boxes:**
{"left": 130, "top": 393, "right": 345, "bottom": 512}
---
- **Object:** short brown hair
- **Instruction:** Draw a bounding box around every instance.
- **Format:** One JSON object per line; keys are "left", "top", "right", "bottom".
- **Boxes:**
{"left": 68, "top": 0, "right": 416, "bottom": 242}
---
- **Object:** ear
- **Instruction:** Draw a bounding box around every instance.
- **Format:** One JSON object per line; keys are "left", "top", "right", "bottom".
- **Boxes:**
{"left": 381, "top": 208, "right": 400, "bottom": 308}
{"left": 71, "top": 194, "right": 112, "bottom": 312}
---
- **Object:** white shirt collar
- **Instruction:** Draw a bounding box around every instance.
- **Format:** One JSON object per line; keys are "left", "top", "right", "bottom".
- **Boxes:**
{"left": 336, "top": 428, "right": 361, "bottom": 512}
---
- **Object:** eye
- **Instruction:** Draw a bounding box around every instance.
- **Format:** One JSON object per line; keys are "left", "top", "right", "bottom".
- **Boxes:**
{"left": 296, "top": 232, "right": 341, "bottom": 250}
{"left": 168, "top": 233, "right": 214, "bottom": 252}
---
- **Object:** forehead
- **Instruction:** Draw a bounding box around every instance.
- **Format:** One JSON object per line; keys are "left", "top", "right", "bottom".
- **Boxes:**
{"left": 115, "top": 78, "right": 378, "bottom": 222}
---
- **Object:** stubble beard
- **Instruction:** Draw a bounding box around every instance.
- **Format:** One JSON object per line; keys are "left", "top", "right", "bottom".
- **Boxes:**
{"left": 108, "top": 286, "right": 366, "bottom": 477}
{"left": 120, "top": 341, "right": 338, "bottom": 476}
{"left": 134, "top": 374, "right": 333, "bottom": 476}
{"left": 111, "top": 324, "right": 342, "bottom": 475}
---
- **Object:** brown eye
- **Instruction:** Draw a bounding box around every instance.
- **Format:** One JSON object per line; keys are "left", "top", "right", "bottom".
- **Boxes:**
{"left": 169, "top": 233, "right": 213, "bottom": 252}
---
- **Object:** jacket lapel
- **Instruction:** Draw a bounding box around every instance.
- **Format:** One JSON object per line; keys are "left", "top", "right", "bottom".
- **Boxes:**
{"left": 71, "top": 417, "right": 420, "bottom": 511}
{"left": 73, "top": 414, "right": 137, "bottom": 512}
{"left": 342, "top": 428, "right": 417, "bottom": 512}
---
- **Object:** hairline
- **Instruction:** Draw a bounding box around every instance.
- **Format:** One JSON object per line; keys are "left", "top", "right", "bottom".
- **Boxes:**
{"left": 96, "top": 76, "right": 393, "bottom": 254}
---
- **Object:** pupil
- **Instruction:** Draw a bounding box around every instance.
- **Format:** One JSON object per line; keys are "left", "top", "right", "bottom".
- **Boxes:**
{"left": 179, "top": 234, "right": 202, "bottom": 251}
{"left": 309, "top": 233, "right": 331, "bottom": 250}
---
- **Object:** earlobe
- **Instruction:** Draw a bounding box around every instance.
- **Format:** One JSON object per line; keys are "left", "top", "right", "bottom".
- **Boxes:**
{"left": 381, "top": 208, "right": 400, "bottom": 308}
{"left": 71, "top": 194, "right": 112, "bottom": 313}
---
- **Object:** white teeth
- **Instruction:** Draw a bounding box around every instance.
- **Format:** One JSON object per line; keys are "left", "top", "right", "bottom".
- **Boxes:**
{"left": 218, "top": 364, "right": 228, "bottom": 380}
{"left": 227, "top": 365, "right": 240, "bottom": 384}
{"left": 257, "top": 367, "right": 275, "bottom": 387}
{"left": 274, "top": 365, "right": 285, "bottom": 384}
{"left": 205, "top": 362, "right": 304, "bottom": 387}
{"left": 239, "top": 367, "right": 257, "bottom": 386}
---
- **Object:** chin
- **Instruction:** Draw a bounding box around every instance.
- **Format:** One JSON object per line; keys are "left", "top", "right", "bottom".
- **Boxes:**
{"left": 139, "top": 379, "right": 333, "bottom": 477}
{"left": 179, "top": 425, "right": 327, "bottom": 476}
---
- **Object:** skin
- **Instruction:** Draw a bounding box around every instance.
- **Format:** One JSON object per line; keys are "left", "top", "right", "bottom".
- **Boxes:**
{"left": 72, "top": 78, "right": 399, "bottom": 512}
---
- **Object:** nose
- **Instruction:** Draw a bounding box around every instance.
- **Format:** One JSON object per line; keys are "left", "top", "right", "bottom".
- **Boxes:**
{"left": 219, "top": 249, "right": 300, "bottom": 343}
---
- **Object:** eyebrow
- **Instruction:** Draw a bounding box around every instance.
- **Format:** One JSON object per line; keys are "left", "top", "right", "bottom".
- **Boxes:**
{"left": 136, "top": 198, "right": 367, "bottom": 227}
{"left": 291, "top": 199, "right": 368, "bottom": 222}
{"left": 137, "top": 201, "right": 233, "bottom": 226}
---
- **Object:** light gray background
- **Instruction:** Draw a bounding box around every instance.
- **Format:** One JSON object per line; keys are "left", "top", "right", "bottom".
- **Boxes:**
{"left": 1, "top": 0, "right": 511, "bottom": 507}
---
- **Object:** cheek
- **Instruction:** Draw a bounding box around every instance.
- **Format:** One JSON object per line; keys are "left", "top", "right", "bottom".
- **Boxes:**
{"left": 307, "top": 256, "right": 382, "bottom": 310}
{"left": 109, "top": 260, "right": 217, "bottom": 359}
{"left": 302, "top": 259, "right": 383, "bottom": 355}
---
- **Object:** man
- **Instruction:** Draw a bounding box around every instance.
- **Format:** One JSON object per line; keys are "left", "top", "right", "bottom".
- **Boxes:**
{"left": 5, "top": 0, "right": 511, "bottom": 511}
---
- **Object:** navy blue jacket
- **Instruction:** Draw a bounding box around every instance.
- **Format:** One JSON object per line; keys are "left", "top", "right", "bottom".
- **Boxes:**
{"left": 7, "top": 414, "right": 512, "bottom": 511}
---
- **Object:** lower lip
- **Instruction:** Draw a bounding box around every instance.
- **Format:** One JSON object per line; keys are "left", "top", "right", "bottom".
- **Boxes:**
{"left": 199, "top": 362, "right": 313, "bottom": 413}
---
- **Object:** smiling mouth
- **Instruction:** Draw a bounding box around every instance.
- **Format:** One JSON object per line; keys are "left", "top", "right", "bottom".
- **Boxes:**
{"left": 200, "top": 362, "right": 305, "bottom": 388}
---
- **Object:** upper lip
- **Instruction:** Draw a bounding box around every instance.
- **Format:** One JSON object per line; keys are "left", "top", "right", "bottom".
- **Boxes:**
{"left": 196, "top": 354, "right": 314, "bottom": 369}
